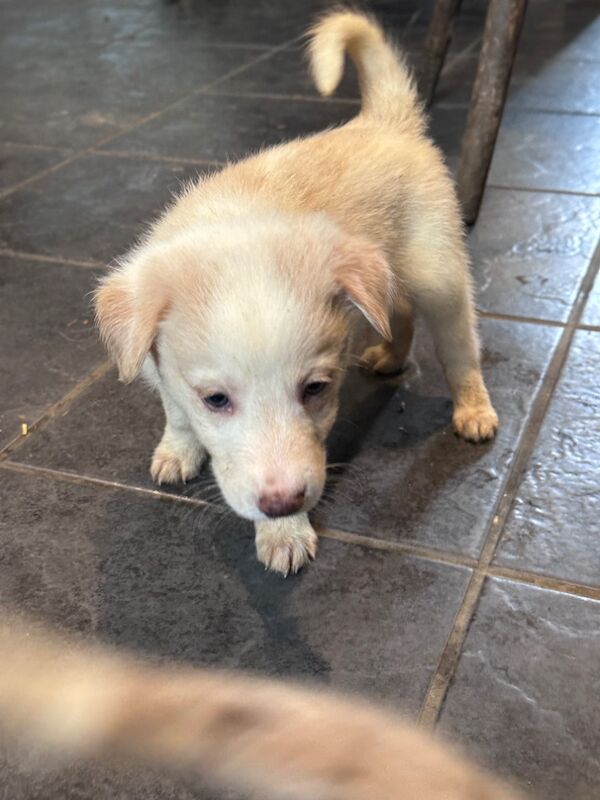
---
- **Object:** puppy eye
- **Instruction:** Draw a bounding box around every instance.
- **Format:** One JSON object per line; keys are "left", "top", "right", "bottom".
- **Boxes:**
{"left": 203, "top": 392, "right": 231, "bottom": 411}
{"left": 303, "top": 381, "right": 329, "bottom": 400}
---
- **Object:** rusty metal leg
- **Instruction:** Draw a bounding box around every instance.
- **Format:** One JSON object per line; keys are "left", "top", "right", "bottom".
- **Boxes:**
{"left": 457, "top": 0, "right": 528, "bottom": 225}
{"left": 421, "top": 0, "right": 464, "bottom": 107}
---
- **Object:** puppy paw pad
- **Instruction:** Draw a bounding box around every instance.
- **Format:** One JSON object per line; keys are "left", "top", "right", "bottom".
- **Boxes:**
{"left": 150, "top": 445, "right": 206, "bottom": 485}
{"left": 257, "top": 530, "right": 318, "bottom": 577}
{"left": 453, "top": 406, "right": 499, "bottom": 443}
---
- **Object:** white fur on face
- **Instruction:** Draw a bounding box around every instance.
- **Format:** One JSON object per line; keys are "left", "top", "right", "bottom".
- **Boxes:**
{"left": 155, "top": 219, "right": 349, "bottom": 521}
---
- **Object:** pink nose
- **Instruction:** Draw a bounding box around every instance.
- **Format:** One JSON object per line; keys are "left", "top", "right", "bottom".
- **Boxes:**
{"left": 258, "top": 488, "right": 306, "bottom": 518}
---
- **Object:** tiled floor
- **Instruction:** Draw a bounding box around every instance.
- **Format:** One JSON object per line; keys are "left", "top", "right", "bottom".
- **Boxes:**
{"left": 1, "top": 1, "right": 599, "bottom": 799}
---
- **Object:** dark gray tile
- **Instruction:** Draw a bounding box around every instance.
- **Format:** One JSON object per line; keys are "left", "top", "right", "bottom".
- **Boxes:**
{"left": 440, "top": 578, "right": 600, "bottom": 799}
{"left": 0, "top": 155, "right": 205, "bottom": 263}
{"left": 101, "top": 93, "right": 355, "bottom": 163}
{"left": 0, "top": 143, "right": 72, "bottom": 193}
{"left": 495, "top": 330, "right": 600, "bottom": 586}
{"left": 12, "top": 370, "right": 171, "bottom": 493}
{"left": 0, "top": 465, "right": 470, "bottom": 701}
{"left": 470, "top": 189, "right": 600, "bottom": 322}
{"left": 0, "top": 29, "right": 265, "bottom": 148}
{"left": 488, "top": 110, "right": 600, "bottom": 194}
{"left": 0, "top": 257, "right": 104, "bottom": 450}
{"left": 316, "top": 320, "right": 561, "bottom": 557}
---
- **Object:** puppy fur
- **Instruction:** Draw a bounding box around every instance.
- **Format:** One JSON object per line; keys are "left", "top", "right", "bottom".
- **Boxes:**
{"left": 95, "top": 11, "right": 499, "bottom": 574}
{"left": 0, "top": 617, "right": 521, "bottom": 800}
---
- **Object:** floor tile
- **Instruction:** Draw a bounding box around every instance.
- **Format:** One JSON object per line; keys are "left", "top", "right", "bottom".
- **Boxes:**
{"left": 488, "top": 110, "right": 600, "bottom": 195}
{"left": 470, "top": 189, "right": 600, "bottom": 322}
{"left": 495, "top": 330, "right": 600, "bottom": 586}
{"left": 12, "top": 319, "right": 561, "bottom": 559}
{"left": 0, "top": 143, "right": 72, "bottom": 193}
{"left": 0, "top": 155, "right": 204, "bottom": 263}
{"left": 0, "top": 31, "right": 265, "bottom": 148}
{"left": 100, "top": 93, "right": 355, "bottom": 163}
{"left": 440, "top": 578, "right": 600, "bottom": 799}
{"left": 318, "top": 319, "right": 560, "bottom": 557}
{"left": 0, "top": 257, "right": 104, "bottom": 450}
{"left": 0, "top": 466, "right": 470, "bottom": 704}
{"left": 581, "top": 270, "right": 600, "bottom": 327}
{"left": 12, "top": 370, "right": 171, "bottom": 492}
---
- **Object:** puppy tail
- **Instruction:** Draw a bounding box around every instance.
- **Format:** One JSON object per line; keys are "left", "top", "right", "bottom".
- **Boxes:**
{"left": 308, "top": 10, "right": 424, "bottom": 132}
{"left": 0, "top": 617, "right": 519, "bottom": 800}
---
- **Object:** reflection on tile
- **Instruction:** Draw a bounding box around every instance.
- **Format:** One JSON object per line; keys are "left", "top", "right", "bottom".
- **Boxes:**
{"left": 581, "top": 271, "right": 600, "bottom": 327}
{"left": 495, "top": 330, "right": 600, "bottom": 586}
{"left": 316, "top": 320, "right": 560, "bottom": 557}
{"left": 0, "top": 155, "right": 204, "bottom": 262}
{"left": 0, "top": 257, "right": 104, "bottom": 449}
{"left": 489, "top": 111, "right": 600, "bottom": 194}
{"left": 470, "top": 189, "right": 600, "bottom": 322}
{"left": 440, "top": 578, "right": 600, "bottom": 799}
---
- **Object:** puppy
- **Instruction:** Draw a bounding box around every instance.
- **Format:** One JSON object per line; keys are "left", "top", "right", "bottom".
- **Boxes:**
{"left": 95, "top": 11, "right": 498, "bottom": 575}
{"left": 0, "top": 617, "right": 520, "bottom": 800}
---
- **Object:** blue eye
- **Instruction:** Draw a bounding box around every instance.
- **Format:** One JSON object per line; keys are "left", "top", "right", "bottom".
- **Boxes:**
{"left": 203, "top": 393, "right": 231, "bottom": 411}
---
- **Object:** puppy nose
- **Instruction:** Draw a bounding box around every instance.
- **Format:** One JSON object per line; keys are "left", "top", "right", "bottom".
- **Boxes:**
{"left": 258, "top": 488, "right": 306, "bottom": 518}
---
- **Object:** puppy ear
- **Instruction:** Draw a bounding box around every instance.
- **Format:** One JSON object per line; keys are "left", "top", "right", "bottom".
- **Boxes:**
{"left": 94, "top": 261, "right": 168, "bottom": 383}
{"left": 332, "top": 238, "right": 395, "bottom": 341}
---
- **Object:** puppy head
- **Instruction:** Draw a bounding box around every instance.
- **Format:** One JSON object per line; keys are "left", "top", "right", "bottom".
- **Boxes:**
{"left": 95, "top": 214, "right": 394, "bottom": 521}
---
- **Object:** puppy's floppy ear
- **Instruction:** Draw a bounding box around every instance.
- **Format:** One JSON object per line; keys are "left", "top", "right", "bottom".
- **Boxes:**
{"left": 332, "top": 237, "right": 395, "bottom": 341}
{"left": 94, "top": 258, "right": 168, "bottom": 383}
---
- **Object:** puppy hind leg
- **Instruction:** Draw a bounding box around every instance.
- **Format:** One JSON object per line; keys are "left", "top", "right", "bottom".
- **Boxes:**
{"left": 151, "top": 382, "right": 207, "bottom": 485}
{"left": 360, "top": 297, "right": 415, "bottom": 375}
{"left": 415, "top": 278, "right": 498, "bottom": 442}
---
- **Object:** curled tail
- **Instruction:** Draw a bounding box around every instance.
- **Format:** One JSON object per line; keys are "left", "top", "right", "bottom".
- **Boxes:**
{"left": 0, "top": 617, "right": 519, "bottom": 800}
{"left": 308, "top": 10, "right": 424, "bottom": 132}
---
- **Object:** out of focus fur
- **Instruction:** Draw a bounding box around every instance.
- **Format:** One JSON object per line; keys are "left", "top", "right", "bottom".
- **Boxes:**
{"left": 0, "top": 617, "right": 520, "bottom": 800}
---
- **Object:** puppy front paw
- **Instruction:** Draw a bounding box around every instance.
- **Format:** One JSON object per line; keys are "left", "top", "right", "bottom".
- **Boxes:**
{"left": 453, "top": 404, "right": 499, "bottom": 442}
{"left": 150, "top": 436, "right": 206, "bottom": 485}
{"left": 255, "top": 515, "right": 318, "bottom": 577}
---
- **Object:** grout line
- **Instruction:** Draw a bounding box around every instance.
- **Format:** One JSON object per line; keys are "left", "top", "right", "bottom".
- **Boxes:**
{"left": 577, "top": 322, "right": 600, "bottom": 332}
{"left": 0, "top": 361, "right": 112, "bottom": 462}
{"left": 0, "top": 461, "right": 210, "bottom": 507}
{"left": 485, "top": 183, "right": 600, "bottom": 199}
{"left": 0, "top": 36, "right": 299, "bottom": 201}
{"left": 418, "top": 571, "right": 486, "bottom": 727}
{"left": 0, "top": 141, "right": 73, "bottom": 153}
{"left": 477, "top": 310, "right": 566, "bottom": 328}
{"left": 200, "top": 87, "right": 362, "bottom": 106}
{"left": 0, "top": 248, "right": 103, "bottom": 269}
{"left": 487, "top": 565, "right": 600, "bottom": 601}
{"left": 315, "top": 525, "right": 477, "bottom": 569}
{"left": 89, "top": 149, "right": 224, "bottom": 167}
{"left": 3, "top": 458, "right": 598, "bottom": 602}
{"left": 418, "top": 233, "right": 600, "bottom": 728}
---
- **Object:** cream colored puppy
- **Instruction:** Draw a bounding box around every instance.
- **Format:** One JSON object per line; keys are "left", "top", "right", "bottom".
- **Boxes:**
{"left": 95, "top": 11, "right": 498, "bottom": 575}
{"left": 0, "top": 618, "right": 520, "bottom": 800}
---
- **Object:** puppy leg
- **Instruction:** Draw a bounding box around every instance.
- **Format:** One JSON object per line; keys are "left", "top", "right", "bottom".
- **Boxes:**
{"left": 151, "top": 385, "right": 207, "bottom": 485}
{"left": 414, "top": 274, "right": 498, "bottom": 442}
{"left": 360, "top": 297, "right": 415, "bottom": 375}
{"left": 255, "top": 514, "right": 318, "bottom": 576}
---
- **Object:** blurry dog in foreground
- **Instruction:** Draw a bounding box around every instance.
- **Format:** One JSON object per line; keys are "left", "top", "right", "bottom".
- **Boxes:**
{"left": 95, "top": 11, "right": 498, "bottom": 575}
{"left": 0, "top": 618, "right": 520, "bottom": 800}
